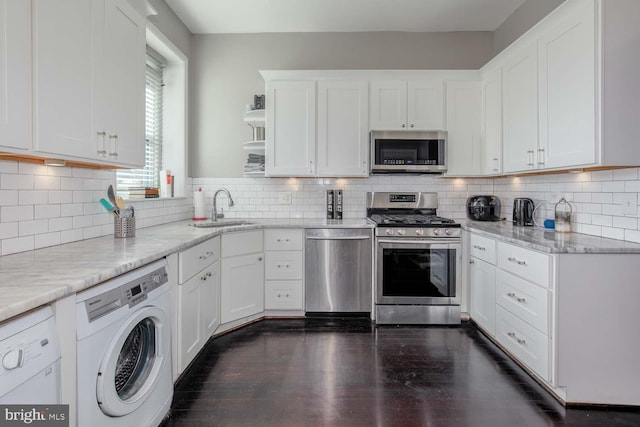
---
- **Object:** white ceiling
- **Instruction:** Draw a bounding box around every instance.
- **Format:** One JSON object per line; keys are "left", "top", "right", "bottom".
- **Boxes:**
{"left": 165, "top": 0, "right": 527, "bottom": 34}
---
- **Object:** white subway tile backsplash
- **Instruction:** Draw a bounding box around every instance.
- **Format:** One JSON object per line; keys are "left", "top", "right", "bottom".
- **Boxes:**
{"left": 0, "top": 223, "right": 18, "bottom": 239}
{"left": 1, "top": 205, "right": 33, "bottom": 222}
{"left": 2, "top": 236, "right": 34, "bottom": 255}
{"left": 49, "top": 217, "right": 73, "bottom": 232}
{"left": 35, "top": 232, "right": 61, "bottom": 249}
{"left": 35, "top": 205, "right": 61, "bottom": 220}
{"left": 613, "top": 168, "right": 639, "bottom": 181}
{"left": 18, "top": 163, "right": 47, "bottom": 175}
{"left": 19, "top": 219, "right": 49, "bottom": 236}
{"left": 612, "top": 217, "right": 637, "bottom": 230}
{"left": 0, "top": 161, "right": 18, "bottom": 173}
{"left": 19, "top": 190, "right": 49, "bottom": 205}
{"left": 33, "top": 175, "right": 60, "bottom": 190}
{"left": 0, "top": 190, "right": 18, "bottom": 206}
{"left": 1, "top": 174, "right": 34, "bottom": 190}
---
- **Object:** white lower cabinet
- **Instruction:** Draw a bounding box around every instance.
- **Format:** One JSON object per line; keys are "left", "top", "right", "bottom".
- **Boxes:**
{"left": 221, "top": 231, "right": 264, "bottom": 323}
{"left": 263, "top": 229, "right": 304, "bottom": 311}
{"left": 265, "top": 281, "right": 303, "bottom": 310}
{"left": 469, "top": 257, "right": 496, "bottom": 335}
{"left": 495, "top": 305, "right": 549, "bottom": 382}
{"left": 177, "top": 237, "right": 221, "bottom": 374}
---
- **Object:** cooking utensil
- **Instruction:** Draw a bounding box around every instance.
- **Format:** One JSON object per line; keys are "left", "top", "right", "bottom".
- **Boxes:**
{"left": 107, "top": 185, "right": 117, "bottom": 207}
{"left": 99, "top": 198, "right": 114, "bottom": 212}
{"left": 115, "top": 197, "right": 125, "bottom": 210}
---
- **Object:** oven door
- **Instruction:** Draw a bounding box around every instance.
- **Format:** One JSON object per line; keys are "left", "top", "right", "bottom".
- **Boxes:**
{"left": 376, "top": 238, "right": 461, "bottom": 305}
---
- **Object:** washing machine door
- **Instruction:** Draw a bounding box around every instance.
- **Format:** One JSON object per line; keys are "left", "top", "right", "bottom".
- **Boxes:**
{"left": 96, "top": 306, "right": 169, "bottom": 417}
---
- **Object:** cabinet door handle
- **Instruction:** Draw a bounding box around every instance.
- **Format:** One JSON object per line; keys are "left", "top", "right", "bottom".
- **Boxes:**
{"left": 108, "top": 134, "right": 118, "bottom": 157}
{"left": 507, "top": 256, "right": 527, "bottom": 266}
{"left": 410, "top": 124, "right": 414, "bottom": 128}
{"left": 507, "top": 331, "right": 526, "bottom": 345}
{"left": 473, "top": 245, "right": 486, "bottom": 251}
{"left": 401, "top": 124, "right": 406, "bottom": 128}
{"left": 537, "top": 147, "right": 545, "bottom": 167}
{"left": 258, "top": 257, "right": 263, "bottom": 261}
{"left": 527, "top": 150, "right": 534, "bottom": 167}
{"left": 469, "top": 259, "right": 475, "bottom": 264}
{"left": 507, "top": 292, "right": 526, "bottom": 303}
{"left": 493, "top": 158, "right": 499, "bottom": 172}
{"left": 96, "top": 131, "right": 107, "bottom": 155}
{"left": 199, "top": 251, "right": 214, "bottom": 260}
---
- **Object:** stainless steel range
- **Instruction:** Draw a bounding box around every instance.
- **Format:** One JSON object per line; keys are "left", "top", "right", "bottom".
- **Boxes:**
{"left": 367, "top": 192, "right": 461, "bottom": 325}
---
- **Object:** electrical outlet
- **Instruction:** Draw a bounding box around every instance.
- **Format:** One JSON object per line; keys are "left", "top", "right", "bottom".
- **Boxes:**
{"left": 279, "top": 192, "right": 292, "bottom": 205}
{"left": 620, "top": 193, "right": 637, "bottom": 216}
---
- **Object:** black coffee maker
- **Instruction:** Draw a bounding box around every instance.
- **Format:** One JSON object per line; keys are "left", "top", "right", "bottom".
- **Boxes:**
{"left": 513, "top": 198, "right": 535, "bottom": 226}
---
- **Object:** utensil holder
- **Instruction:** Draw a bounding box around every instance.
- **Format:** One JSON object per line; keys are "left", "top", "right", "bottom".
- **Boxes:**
{"left": 114, "top": 216, "right": 135, "bottom": 238}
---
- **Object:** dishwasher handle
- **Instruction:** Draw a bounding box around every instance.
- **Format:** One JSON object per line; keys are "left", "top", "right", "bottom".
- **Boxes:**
{"left": 306, "top": 236, "right": 371, "bottom": 241}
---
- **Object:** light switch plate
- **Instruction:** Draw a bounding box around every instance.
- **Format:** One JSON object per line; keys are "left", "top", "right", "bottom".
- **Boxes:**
{"left": 620, "top": 193, "right": 637, "bottom": 216}
{"left": 279, "top": 192, "right": 292, "bottom": 204}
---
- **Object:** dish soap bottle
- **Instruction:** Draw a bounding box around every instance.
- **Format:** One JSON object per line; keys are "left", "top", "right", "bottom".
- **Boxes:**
{"left": 554, "top": 197, "right": 572, "bottom": 233}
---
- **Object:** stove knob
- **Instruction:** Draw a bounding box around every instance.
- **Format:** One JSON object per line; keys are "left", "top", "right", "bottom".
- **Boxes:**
{"left": 397, "top": 228, "right": 406, "bottom": 236}
{"left": 385, "top": 229, "right": 394, "bottom": 236}
{"left": 445, "top": 228, "right": 454, "bottom": 236}
{"left": 433, "top": 228, "right": 442, "bottom": 236}
{"left": 415, "top": 229, "right": 424, "bottom": 236}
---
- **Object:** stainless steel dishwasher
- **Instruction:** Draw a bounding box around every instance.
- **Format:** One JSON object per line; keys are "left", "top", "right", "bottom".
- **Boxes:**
{"left": 305, "top": 228, "right": 372, "bottom": 314}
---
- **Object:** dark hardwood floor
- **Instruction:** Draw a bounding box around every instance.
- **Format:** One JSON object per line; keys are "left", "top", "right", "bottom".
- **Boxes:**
{"left": 161, "top": 319, "right": 640, "bottom": 427}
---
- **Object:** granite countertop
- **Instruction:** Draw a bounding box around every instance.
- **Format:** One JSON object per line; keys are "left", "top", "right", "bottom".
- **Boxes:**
{"left": 0, "top": 218, "right": 374, "bottom": 323}
{"left": 462, "top": 220, "right": 640, "bottom": 254}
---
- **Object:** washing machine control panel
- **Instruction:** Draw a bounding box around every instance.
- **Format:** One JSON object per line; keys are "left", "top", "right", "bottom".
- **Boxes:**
{"left": 85, "top": 267, "right": 169, "bottom": 323}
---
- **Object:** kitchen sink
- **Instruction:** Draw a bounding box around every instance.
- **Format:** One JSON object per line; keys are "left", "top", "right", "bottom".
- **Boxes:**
{"left": 191, "top": 221, "right": 254, "bottom": 228}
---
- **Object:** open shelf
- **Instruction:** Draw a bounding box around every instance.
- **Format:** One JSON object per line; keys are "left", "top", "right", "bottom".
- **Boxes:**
{"left": 243, "top": 109, "right": 265, "bottom": 124}
{"left": 243, "top": 170, "right": 265, "bottom": 177}
{"left": 243, "top": 141, "right": 266, "bottom": 151}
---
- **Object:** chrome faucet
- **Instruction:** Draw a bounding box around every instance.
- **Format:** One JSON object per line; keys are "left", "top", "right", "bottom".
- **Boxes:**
{"left": 212, "top": 188, "right": 235, "bottom": 221}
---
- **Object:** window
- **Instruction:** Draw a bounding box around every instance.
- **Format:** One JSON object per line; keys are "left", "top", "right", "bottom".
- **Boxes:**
{"left": 116, "top": 48, "right": 166, "bottom": 194}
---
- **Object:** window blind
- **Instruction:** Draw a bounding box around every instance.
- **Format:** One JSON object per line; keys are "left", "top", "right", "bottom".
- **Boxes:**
{"left": 116, "top": 49, "right": 165, "bottom": 194}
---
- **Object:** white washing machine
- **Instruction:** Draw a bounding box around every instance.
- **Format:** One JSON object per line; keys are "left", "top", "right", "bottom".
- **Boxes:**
{"left": 76, "top": 259, "right": 173, "bottom": 427}
{"left": 0, "top": 306, "right": 60, "bottom": 404}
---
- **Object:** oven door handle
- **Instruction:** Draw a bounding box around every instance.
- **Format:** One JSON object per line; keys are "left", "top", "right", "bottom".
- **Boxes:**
{"left": 377, "top": 239, "right": 458, "bottom": 249}
{"left": 306, "top": 236, "right": 371, "bottom": 241}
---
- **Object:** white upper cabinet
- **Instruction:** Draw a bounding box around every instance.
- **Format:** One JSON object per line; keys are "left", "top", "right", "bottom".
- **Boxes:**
{"left": 501, "top": 43, "right": 538, "bottom": 173}
{"left": 445, "top": 81, "right": 482, "bottom": 176}
{"left": 538, "top": 0, "right": 596, "bottom": 169}
{"left": 491, "top": 0, "right": 640, "bottom": 174}
{"left": 317, "top": 81, "right": 369, "bottom": 177}
{"left": 0, "top": 0, "right": 31, "bottom": 151}
{"left": 370, "top": 80, "right": 444, "bottom": 130}
{"left": 102, "top": 0, "right": 146, "bottom": 165}
{"left": 33, "top": 0, "right": 145, "bottom": 167}
{"left": 265, "top": 80, "right": 316, "bottom": 177}
{"left": 481, "top": 68, "right": 502, "bottom": 175}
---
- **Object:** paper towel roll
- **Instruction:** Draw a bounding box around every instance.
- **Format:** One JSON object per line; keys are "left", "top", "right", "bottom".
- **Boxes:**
{"left": 193, "top": 190, "right": 207, "bottom": 220}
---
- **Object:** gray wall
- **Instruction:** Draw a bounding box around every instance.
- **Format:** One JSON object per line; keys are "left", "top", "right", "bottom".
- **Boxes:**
{"left": 189, "top": 31, "right": 493, "bottom": 178}
{"left": 493, "top": 0, "right": 564, "bottom": 55}
{"left": 148, "top": 0, "right": 192, "bottom": 57}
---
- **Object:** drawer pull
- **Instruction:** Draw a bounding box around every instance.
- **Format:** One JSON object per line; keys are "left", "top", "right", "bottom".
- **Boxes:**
{"left": 199, "top": 251, "right": 215, "bottom": 260}
{"left": 507, "top": 331, "right": 526, "bottom": 346}
{"left": 507, "top": 256, "right": 527, "bottom": 266}
{"left": 507, "top": 292, "right": 526, "bottom": 303}
{"left": 473, "top": 245, "right": 486, "bottom": 251}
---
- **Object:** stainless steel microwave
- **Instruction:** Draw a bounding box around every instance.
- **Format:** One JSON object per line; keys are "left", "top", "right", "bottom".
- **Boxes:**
{"left": 370, "top": 130, "right": 447, "bottom": 174}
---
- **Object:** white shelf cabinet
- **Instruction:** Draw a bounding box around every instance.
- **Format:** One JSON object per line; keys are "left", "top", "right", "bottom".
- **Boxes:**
{"left": 32, "top": 0, "right": 145, "bottom": 167}
{"left": 445, "top": 81, "right": 482, "bottom": 176}
{"left": 0, "top": 0, "right": 31, "bottom": 152}
{"left": 317, "top": 81, "right": 369, "bottom": 177}
{"left": 370, "top": 80, "right": 444, "bottom": 131}
{"left": 265, "top": 81, "right": 316, "bottom": 177}
{"left": 221, "top": 231, "right": 264, "bottom": 323}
